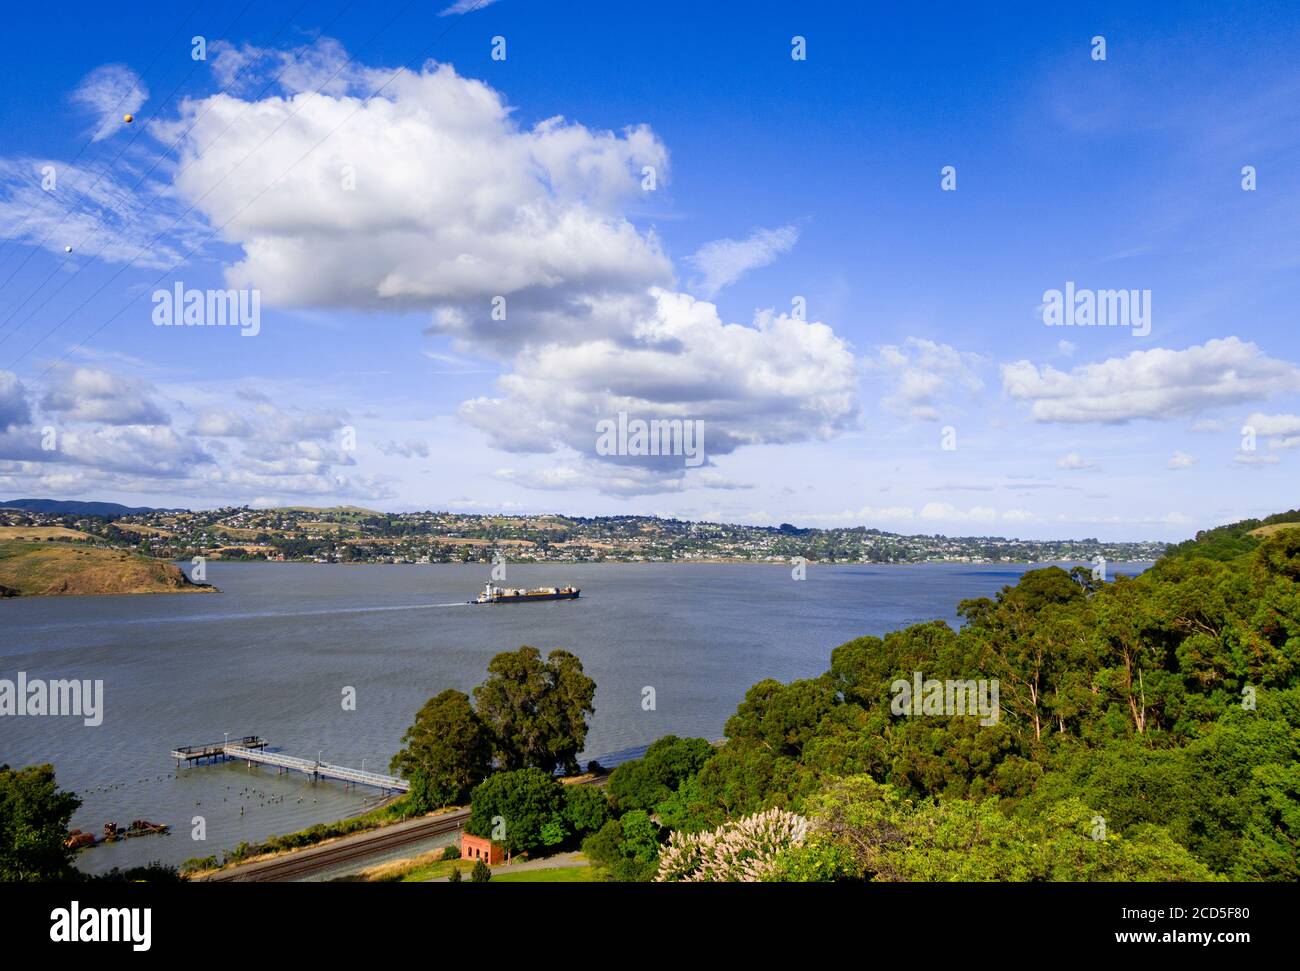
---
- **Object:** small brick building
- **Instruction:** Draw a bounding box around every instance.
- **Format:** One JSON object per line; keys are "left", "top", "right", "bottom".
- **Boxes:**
{"left": 461, "top": 832, "right": 504, "bottom": 865}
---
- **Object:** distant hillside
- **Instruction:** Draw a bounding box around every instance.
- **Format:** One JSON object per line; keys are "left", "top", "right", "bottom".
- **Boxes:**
{"left": 0, "top": 525, "right": 94, "bottom": 542}
{"left": 272, "top": 505, "right": 383, "bottom": 516}
{"left": 1163, "top": 508, "right": 1300, "bottom": 562}
{"left": 0, "top": 498, "right": 183, "bottom": 518}
{"left": 0, "top": 542, "right": 215, "bottom": 597}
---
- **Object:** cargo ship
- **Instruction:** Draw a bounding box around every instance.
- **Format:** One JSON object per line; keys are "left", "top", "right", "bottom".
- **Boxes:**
{"left": 472, "top": 582, "right": 580, "bottom": 605}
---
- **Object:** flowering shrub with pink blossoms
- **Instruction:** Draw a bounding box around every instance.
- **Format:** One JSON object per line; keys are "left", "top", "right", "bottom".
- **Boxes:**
{"left": 654, "top": 807, "right": 809, "bottom": 882}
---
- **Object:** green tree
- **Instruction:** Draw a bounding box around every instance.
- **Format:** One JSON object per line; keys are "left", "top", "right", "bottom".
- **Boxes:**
{"left": 606, "top": 735, "right": 713, "bottom": 813}
{"left": 643, "top": 735, "right": 715, "bottom": 784}
{"left": 683, "top": 739, "right": 815, "bottom": 831}
{"left": 473, "top": 646, "right": 596, "bottom": 774}
{"left": 830, "top": 621, "right": 966, "bottom": 709}
{"left": 467, "top": 767, "right": 566, "bottom": 856}
{"left": 390, "top": 689, "right": 492, "bottom": 810}
{"left": 1027, "top": 690, "right": 1300, "bottom": 877}
{"left": 664, "top": 681, "right": 842, "bottom": 830}
{"left": 778, "top": 775, "right": 1214, "bottom": 882}
{"left": 579, "top": 509, "right": 1300, "bottom": 881}
{"left": 959, "top": 568, "right": 1085, "bottom": 743}
{"left": 0, "top": 763, "right": 82, "bottom": 882}
{"left": 724, "top": 677, "right": 838, "bottom": 758}
{"left": 563, "top": 784, "right": 610, "bottom": 835}
{"left": 581, "top": 819, "right": 625, "bottom": 876}
{"left": 582, "top": 810, "right": 662, "bottom": 882}
{"left": 470, "top": 859, "right": 491, "bottom": 882}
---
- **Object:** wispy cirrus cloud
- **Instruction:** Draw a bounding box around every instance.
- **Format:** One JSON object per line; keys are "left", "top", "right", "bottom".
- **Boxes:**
{"left": 71, "top": 64, "right": 148, "bottom": 142}
{"left": 799, "top": 503, "right": 1034, "bottom": 526}
{"left": 440, "top": 0, "right": 502, "bottom": 14}
{"left": 0, "top": 155, "right": 206, "bottom": 267}
{"left": 1057, "top": 452, "right": 1094, "bottom": 471}
{"left": 687, "top": 225, "right": 799, "bottom": 298}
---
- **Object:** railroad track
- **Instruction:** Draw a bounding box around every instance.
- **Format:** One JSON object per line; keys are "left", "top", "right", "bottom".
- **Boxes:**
{"left": 205, "top": 774, "right": 607, "bottom": 882}
{"left": 204, "top": 810, "right": 469, "bottom": 882}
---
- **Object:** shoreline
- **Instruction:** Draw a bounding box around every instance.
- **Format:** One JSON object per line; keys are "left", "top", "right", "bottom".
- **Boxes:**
{"left": 173, "top": 556, "right": 1159, "bottom": 568}
{"left": 1, "top": 555, "right": 1159, "bottom": 601}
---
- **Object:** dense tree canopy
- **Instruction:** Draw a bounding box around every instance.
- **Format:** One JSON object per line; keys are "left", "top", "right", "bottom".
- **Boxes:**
{"left": 564, "top": 782, "right": 611, "bottom": 834}
{"left": 582, "top": 810, "right": 663, "bottom": 882}
{"left": 393, "top": 644, "right": 598, "bottom": 819}
{"left": 0, "top": 763, "right": 81, "bottom": 882}
{"left": 465, "top": 767, "right": 610, "bottom": 857}
{"left": 409, "top": 517, "right": 1299, "bottom": 882}
{"left": 390, "top": 689, "right": 492, "bottom": 810}
{"left": 772, "top": 776, "right": 1215, "bottom": 882}
{"left": 1163, "top": 508, "right": 1300, "bottom": 562}
{"left": 607, "top": 736, "right": 714, "bottom": 813}
{"left": 600, "top": 521, "right": 1300, "bottom": 881}
{"left": 473, "top": 646, "right": 597, "bottom": 774}
{"left": 466, "top": 767, "right": 566, "bottom": 855}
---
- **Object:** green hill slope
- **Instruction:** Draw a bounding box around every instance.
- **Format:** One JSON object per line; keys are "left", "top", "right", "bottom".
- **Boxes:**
{"left": 1163, "top": 508, "right": 1300, "bottom": 562}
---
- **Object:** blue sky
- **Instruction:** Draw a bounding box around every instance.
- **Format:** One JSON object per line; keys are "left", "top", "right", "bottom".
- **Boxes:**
{"left": 1, "top": 0, "right": 1299, "bottom": 539}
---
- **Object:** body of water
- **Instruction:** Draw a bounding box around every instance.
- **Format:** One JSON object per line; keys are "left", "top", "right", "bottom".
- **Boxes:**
{"left": 0, "top": 560, "right": 1148, "bottom": 872}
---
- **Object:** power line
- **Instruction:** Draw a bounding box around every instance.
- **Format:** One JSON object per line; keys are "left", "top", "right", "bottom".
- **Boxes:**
{"left": 0, "top": 0, "right": 206, "bottom": 277}
{"left": 0, "top": 0, "right": 349, "bottom": 347}
{"left": 0, "top": 0, "right": 264, "bottom": 330}
{"left": 13, "top": 0, "right": 488, "bottom": 377}
{"left": 0, "top": 1, "right": 249, "bottom": 329}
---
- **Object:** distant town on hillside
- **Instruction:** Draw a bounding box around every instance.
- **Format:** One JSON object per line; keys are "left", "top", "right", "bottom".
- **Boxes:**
{"left": 0, "top": 501, "right": 1166, "bottom": 565}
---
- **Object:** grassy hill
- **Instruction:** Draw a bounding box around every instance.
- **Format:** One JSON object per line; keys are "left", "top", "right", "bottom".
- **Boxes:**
{"left": 1163, "top": 508, "right": 1300, "bottom": 562}
{"left": 272, "top": 505, "right": 382, "bottom": 518}
{"left": 1248, "top": 521, "right": 1300, "bottom": 538}
{"left": 0, "top": 525, "right": 95, "bottom": 542}
{"left": 0, "top": 542, "right": 215, "bottom": 597}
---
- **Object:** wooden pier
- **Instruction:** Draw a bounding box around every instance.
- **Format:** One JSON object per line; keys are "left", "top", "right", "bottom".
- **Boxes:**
{"left": 170, "top": 737, "right": 409, "bottom": 793}
{"left": 171, "top": 736, "right": 267, "bottom": 764}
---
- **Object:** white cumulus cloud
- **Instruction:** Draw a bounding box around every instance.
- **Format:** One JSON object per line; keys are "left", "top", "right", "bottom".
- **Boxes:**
{"left": 873, "top": 338, "right": 984, "bottom": 421}
{"left": 1244, "top": 412, "right": 1300, "bottom": 439}
{"left": 0, "top": 371, "right": 31, "bottom": 431}
{"left": 1001, "top": 338, "right": 1300, "bottom": 423}
{"left": 148, "top": 41, "right": 854, "bottom": 496}
{"left": 461, "top": 288, "right": 858, "bottom": 492}
{"left": 164, "top": 53, "right": 670, "bottom": 315}
{"left": 41, "top": 367, "right": 170, "bottom": 426}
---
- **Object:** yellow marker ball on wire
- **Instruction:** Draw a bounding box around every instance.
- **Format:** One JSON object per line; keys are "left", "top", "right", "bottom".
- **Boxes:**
{"left": 123, "top": 113, "right": 134, "bottom": 123}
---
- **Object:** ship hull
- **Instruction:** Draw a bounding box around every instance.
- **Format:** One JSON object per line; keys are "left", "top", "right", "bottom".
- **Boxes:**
{"left": 473, "top": 590, "right": 580, "bottom": 605}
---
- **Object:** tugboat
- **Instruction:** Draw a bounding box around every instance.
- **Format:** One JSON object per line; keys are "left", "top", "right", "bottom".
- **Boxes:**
{"left": 472, "top": 582, "right": 580, "bottom": 604}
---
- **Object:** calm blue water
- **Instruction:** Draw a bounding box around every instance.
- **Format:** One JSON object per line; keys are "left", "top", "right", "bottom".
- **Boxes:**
{"left": 0, "top": 560, "right": 1148, "bottom": 872}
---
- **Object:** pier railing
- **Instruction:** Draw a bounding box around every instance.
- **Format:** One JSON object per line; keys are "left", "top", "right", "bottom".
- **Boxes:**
{"left": 224, "top": 745, "right": 409, "bottom": 792}
{"left": 169, "top": 736, "right": 408, "bottom": 793}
